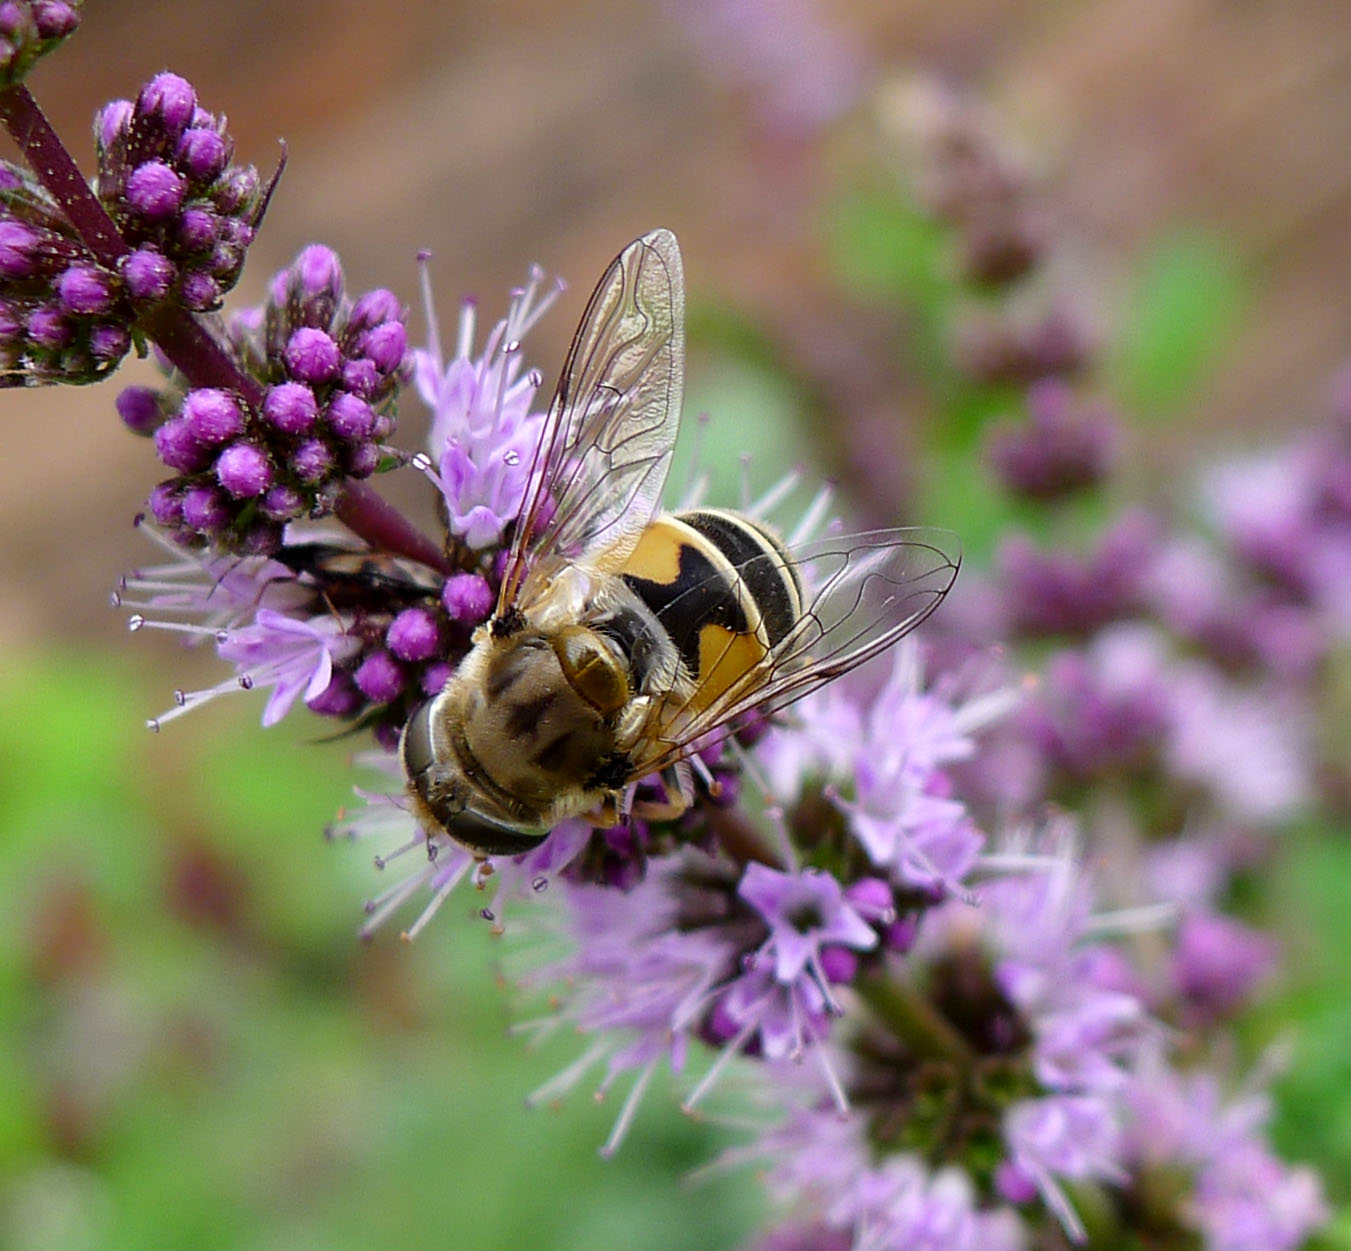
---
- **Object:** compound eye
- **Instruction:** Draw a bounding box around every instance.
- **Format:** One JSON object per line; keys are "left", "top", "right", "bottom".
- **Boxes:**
{"left": 553, "top": 625, "right": 630, "bottom": 714}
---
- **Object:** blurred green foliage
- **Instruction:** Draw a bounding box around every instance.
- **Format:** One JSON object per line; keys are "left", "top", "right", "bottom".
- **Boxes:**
{"left": 0, "top": 656, "right": 760, "bottom": 1251}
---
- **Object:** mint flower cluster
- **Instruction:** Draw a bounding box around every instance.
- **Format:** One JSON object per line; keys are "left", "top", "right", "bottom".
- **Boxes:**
{"left": 1, "top": 24, "right": 1340, "bottom": 1251}
{"left": 131, "top": 243, "right": 409, "bottom": 554}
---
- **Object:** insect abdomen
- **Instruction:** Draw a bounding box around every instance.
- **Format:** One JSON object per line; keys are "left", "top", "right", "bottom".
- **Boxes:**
{"left": 619, "top": 509, "right": 802, "bottom": 712}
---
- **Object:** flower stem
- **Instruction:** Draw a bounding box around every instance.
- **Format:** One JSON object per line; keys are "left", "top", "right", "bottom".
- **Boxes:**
{"left": 0, "top": 82, "right": 127, "bottom": 267}
{"left": 706, "top": 805, "right": 788, "bottom": 870}
{"left": 335, "top": 482, "right": 454, "bottom": 574}
{"left": 855, "top": 968, "right": 976, "bottom": 1066}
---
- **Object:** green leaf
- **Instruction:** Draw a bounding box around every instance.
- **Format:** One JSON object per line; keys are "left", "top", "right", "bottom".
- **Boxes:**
{"left": 1112, "top": 232, "right": 1247, "bottom": 415}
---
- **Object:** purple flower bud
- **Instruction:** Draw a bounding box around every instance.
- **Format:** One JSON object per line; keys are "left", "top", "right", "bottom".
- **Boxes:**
{"left": 267, "top": 266, "right": 289, "bottom": 309}
{"left": 442, "top": 571, "right": 495, "bottom": 623}
{"left": 176, "top": 127, "right": 228, "bottom": 181}
{"left": 844, "top": 877, "right": 894, "bottom": 918}
{"left": 125, "top": 159, "right": 187, "bottom": 219}
{"left": 217, "top": 217, "right": 253, "bottom": 248}
{"left": 181, "top": 387, "right": 244, "bottom": 445}
{"left": 56, "top": 263, "right": 115, "bottom": 315}
{"left": 354, "top": 650, "right": 404, "bottom": 703}
{"left": 122, "top": 246, "right": 176, "bottom": 301}
{"left": 295, "top": 244, "right": 343, "bottom": 301}
{"left": 138, "top": 72, "right": 197, "bottom": 133}
{"left": 0, "top": 219, "right": 39, "bottom": 279}
{"left": 262, "top": 382, "right": 317, "bottom": 434}
{"left": 284, "top": 326, "right": 340, "bottom": 383}
{"left": 181, "top": 483, "right": 230, "bottom": 533}
{"left": 26, "top": 304, "right": 68, "bottom": 348}
{"left": 214, "top": 165, "right": 258, "bottom": 214}
{"left": 292, "top": 438, "right": 334, "bottom": 484}
{"left": 117, "top": 385, "right": 162, "bottom": 435}
{"left": 994, "top": 1159, "right": 1039, "bottom": 1205}
{"left": 1173, "top": 910, "right": 1276, "bottom": 1018}
{"left": 818, "top": 946, "right": 858, "bottom": 983}
{"left": 89, "top": 323, "right": 130, "bottom": 362}
{"left": 146, "top": 486, "right": 183, "bottom": 531}
{"left": 307, "top": 673, "right": 361, "bottom": 718}
{"left": 240, "top": 522, "right": 283, "bottom": 556}
{"left": 371, "top": 412, "right": 394, "bottom": 440}
{"left": 341, "top": 357, "right": 379, "bottom": 398}
{"left": 32, "top": 1, "right": 80, "bottom": 39}
{"left": 260, "top": 483, "right": 305, "bottom": 522}
{"left": 387, "top": 607, "right": 440, "bottom": 662}
{"left": 344, "top": 440, "right": 379, "bottom": 478}
{"left": 882, "top": 914, "right": 918, "bottom": 952}
{"left": 215, "top": 442, "right": 272, "bottom": 498}
{"left": 177, "top": 207, "right": 216, "bottom": 251}
{"left": 94, "top": 99, "right": 133, "bottom": 153}
{"left": 988, "top": 378, "right": 1117, "bottom": 499}
{"left": 208, "top": 241, "right": 242, "bottom": 277}
{"left": 153, "top": 416, "right": 205, "bottom": 472}
{"left": 362, "top": 320, "right": 407, "bottom": 373}
{"left": 350, "top": 288, "right": 401, "bottom": 331}
{"left": 178, "top": 270, "right": 221, "bottom": 310}
{"left": 420, "top": 661, "right": 452, "bottom": 696}
{"left": 326, "top": 390, "right": 374, "bottom": 440}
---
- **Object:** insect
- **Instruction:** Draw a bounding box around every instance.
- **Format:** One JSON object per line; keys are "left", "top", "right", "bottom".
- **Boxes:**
{"left": 401, "top": 229, "right": 960, "bottom": 857}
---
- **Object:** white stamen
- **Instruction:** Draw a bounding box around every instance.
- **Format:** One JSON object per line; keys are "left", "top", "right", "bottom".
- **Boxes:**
{"left": 358, "top": 863, "right": 435, "bottom": 938}
{"left": 598, "top": 1060, "right": 658, "bottom": 1159}
{"left": 418, "top": 252, "right": 445, "bottom": 376}
{"left": 787, "top": 481, "right": 835, "bottom": 546}
{"left": 682, "top": 1012, "right": 763, "bottom": 1112}
{"left": 401, "top": 856, "right": 474, "bottom": 943}
{"left": 455, "top": 299, "right": 476, "bottom": 363}
{"left": 1083, "top": 901, "right": 1178, "bottom": 938}
{"left": 526, "top": 1041, "right": 608, "bottom": 1108}
{"left": 747, "top": 465, "right": 803, "bottom": 519}
{"left": 811, "top": 1037, "right": 850, "bottom": 1117}
{"left": 677, "top": 413, "right": 712, "bottom": 509}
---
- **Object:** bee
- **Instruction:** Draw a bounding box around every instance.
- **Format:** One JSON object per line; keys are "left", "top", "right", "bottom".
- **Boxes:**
{"left": 401, "top": 229, "right": 960, "bottom": 857}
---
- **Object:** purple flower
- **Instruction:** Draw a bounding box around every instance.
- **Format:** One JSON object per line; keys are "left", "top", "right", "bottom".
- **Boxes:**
{"left": 412, "top": 259, "right": 559, "bottom": 550}
{"left": 1123, "top": 1055, "right": 1328, "bottom": 1251}
{"left": 813, "top": 645, "right": 1013, "bottom": 890}
{"left": 1021, "top": 623, "right": 1173, "bottom": 781}
{"left": 997, "top": 510, "right": 1158, "bottom": 637}
{"left": 214, "top": 607, "right": 360, "bottom": 727}
{"left": 118, "top": 527, "right": 362, "bottom": 729}
{"left": 1165, "top": 663, "right": 1310, "bottom": 823}
{"left": 987, "top": 378, "right": 1117, "bottom": 500}
{"left": 738, "top": 862, "right": 876, "bottom": 984}
{"left": 670, "top": 0, "right": 868, "bottom": 138}
{"left": 1170, "top": 908, "right": 1276, "bottom": 1019}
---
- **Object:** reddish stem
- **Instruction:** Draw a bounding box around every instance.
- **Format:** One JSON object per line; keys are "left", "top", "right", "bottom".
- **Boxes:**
{"left": 336, "top": 482, "right": 454, "bottom": 574}
{"left": 0, "top": 82, "right": 126, "bottom": 266}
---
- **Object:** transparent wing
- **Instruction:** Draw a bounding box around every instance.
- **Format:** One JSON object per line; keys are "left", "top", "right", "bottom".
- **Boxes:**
{"left": 628, "top": 527, "right": 961, "bottom": 778}
{"left": 496, "top": 229, "right": 685, "bottom": 614}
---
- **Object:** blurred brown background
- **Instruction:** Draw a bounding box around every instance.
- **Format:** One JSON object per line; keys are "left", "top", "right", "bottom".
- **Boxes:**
{"left": 4, "top": 0, "right": 1350, "bottom": 650}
